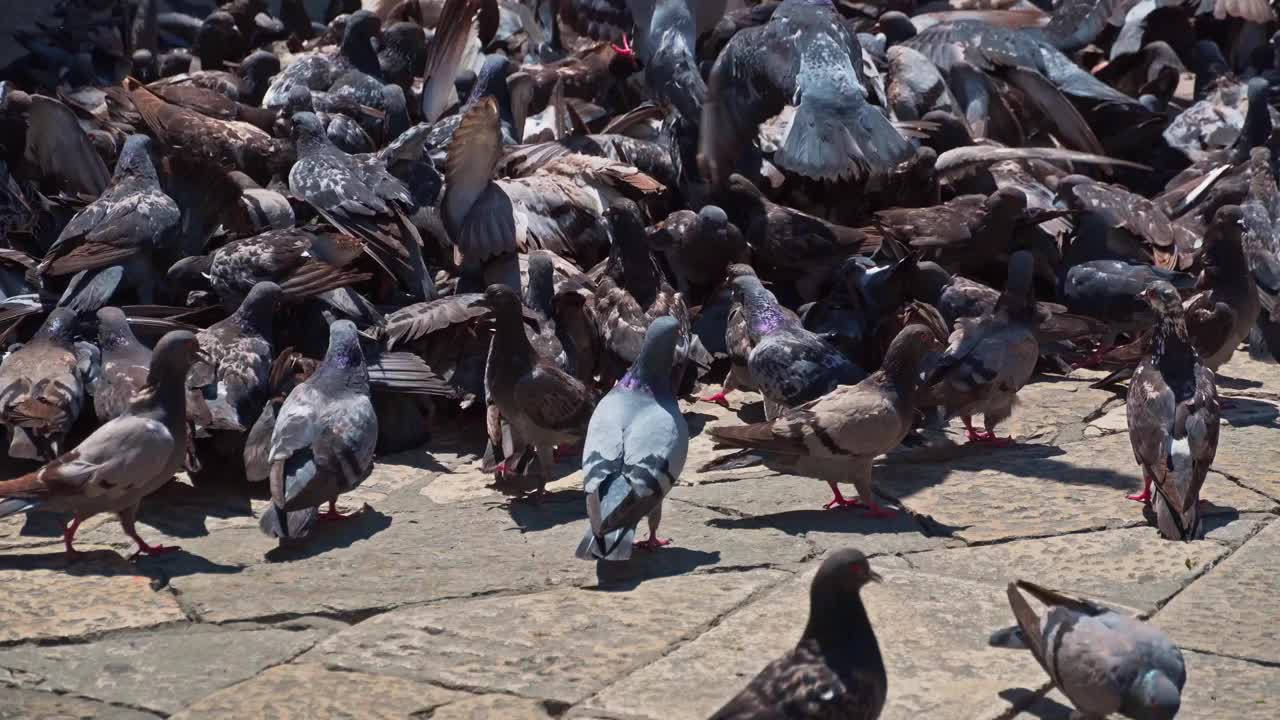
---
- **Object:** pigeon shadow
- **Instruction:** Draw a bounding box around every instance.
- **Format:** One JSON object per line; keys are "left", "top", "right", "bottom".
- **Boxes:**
{"left": 503, "top": 489, "right": 588, "bottom": 532}
{"left": 590, "top": 547, "right": 723, "bottom": 591}
{"left": 682, "top": 411, "right": 719, "bottom": 437}
{"left": 0, "top": 546, "right": 241, "bottom": 581}
{"left": 1215, "top": 373, "right": 1264, "bottom": 391}
{"left": 263, "top": 507, "right": 393, "bottom": 562}
{"left": 706, "top": 506, "right": 964, "bottom": 539}
{"left": 134, "top": 480, "right": 257, "bottom": 539}
{"left": 1220, "top": 397, "right": 1278, "bottom": 427}
{"left": 735, "top": 401, "right": 767, "bottom": 424}
{"left": 998, "top": 689, "right": 1071, "bottom": 720}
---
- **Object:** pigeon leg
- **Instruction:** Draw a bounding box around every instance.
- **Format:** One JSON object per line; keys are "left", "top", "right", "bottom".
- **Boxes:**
{"left": 119, "top": 512, "right": 179, "bottom": 560}
{"left": 823, "top": 481, "right": 865, "bottom": 509}
{"left": 1127, "top": 472, "right": 1154, "bottom": 503}
{"left": 699, "top": 389, "right": 731, "bottom": 408}
{"left": 1071, "top": 343, "right": 1111, "bottom": 370}
{"left": 635, "top": 505, "right": 671, "bottom": 550}
{"left": 63, "top": 516, "right": 85, "bottom": 560}
{"left": 961, "top": 416, "right": 984, "bottom": 443}
{"left": 977, "top": 423, "right": 1016, "bottom": 447}
{"left": 318, "top": 500, "right": 356, "bottom": 521}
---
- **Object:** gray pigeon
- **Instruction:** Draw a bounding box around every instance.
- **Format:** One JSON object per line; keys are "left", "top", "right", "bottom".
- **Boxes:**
{"left": 187, "top": 281, "right": 281, "bottom": 433}
{"left": 576, "top": 316, "right": 688, "bottom": 561}
{"left": 919, "top": 251, "right": 1039, "bottom": 446}
{"left": 0, "top": 308, "right": 91, "bottom": 460}
{"left": 258, "top": 320, "right": 378, "bottom": 543}
{"left": 91, "top": 307, "right": 151, "bottom": 422}
{"left": 734, "top": 273, "right": 866, "bottom": 420}
{"left": 0, "top": 331, "right": 202, "bottom": 559}
{"left": 481, "top": 283, "right": 594, "bottom": 499}
{"left": 990, "top": 580, "right": 1185, "bottom": 720}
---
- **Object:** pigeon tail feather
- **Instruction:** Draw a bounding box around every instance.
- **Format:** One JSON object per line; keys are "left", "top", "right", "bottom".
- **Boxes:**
{"left": 0, "top": 498, "right": 38, "bottom": 517}
{"left": 259, "top": 502, "right": 318, "bottom": 540}
{"left": 575, "top": 526, "right": 635, "bottom": 561}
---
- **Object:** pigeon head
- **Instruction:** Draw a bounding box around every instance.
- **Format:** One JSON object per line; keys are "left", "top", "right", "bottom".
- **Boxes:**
{"left": 35, "top": 308, "right": 77, "bottom": 345}
{"left": 1123, "top": 669, "right": 1181, "bottom": 720}
{"left": 1137, "top": 281, "right": 1183, "bottom": 317}
{"left": 113, "top": 135, "right": 159, "bottom": 183}
{"left": 238, "top": 50, "right": 281, "bottom": 104}
{"left": 876, "top": 11, "right": 916, "bottom": 44}
{"left": 342, "top": 10, "right": 383, "bottom": 75}
{"left": 1202, "top": 205, "right": 1247, "bottom": 277}
{"left": 290, "top": 111, "right": 330, "bottom": 151}
{"left": 319, "top": 319, "right": 368, "bottom": 383}
{"left": 383, "top": 21, "right": 426, "bottom": 59}
{"left": 524, "top": 252, "right": 556, "bottom": 317}
{"left": 196, "top": 11, "right": 244, "bottom": 71}
{"left": 920, "top": 111, "right": 971, "bottom": 154}
{"left": 1055, "top": 175, "right": 1093, "bottom": 209}
{"left": 233, "top": 281, "right": 283, "bottom": 332}
{"left": 804, "top": 548, "right": 881, "bottom": 639}
{"left": 882, "top": 325, "right": 942, "bottom": 385}
{"left": 621, "top": 316, "right": 681, "bottom": 392}
{"left": 148, "top": 330, "right": 203, "bottom": 385}
{"left": 698, "top": 205, "right": 728, "bottom": 228}
{"left": 997, "top": 250, "right": 1036, "bottom": 317}
{"left": 480, "top": 283, "right": 523, "bottom": 318}
{"left": 96, "top": 307, "right": 141, "bottom": 352}
{"left": 987, "top": 187, "right": 1027, "bottom": 217}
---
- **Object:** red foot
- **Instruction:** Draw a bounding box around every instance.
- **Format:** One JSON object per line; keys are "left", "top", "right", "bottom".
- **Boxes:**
{"left": 635, "top": 536, "right": 671, "bottom": 550}
{"left": 700, "top": 390, "right": 731, "bottom": 408}
{"left": 611, "top": 33, "right": 635, "bottom": 58}
{"left": 968, "top": 432, "right": 1015, "bottom": 447}
{"left": 63, "top": 517, "right": 85, "bottom": 561}
{"left": 1071, "top": 346, "right": 1110, "bottom": 370}
{"left": 494, "top": 462, "right": 510, "bottom": 482}
{"left": 1126, "top": 489, "right": 1151, "bottom": 503}
{"left": 824, "top": 495, "right": 865, "bottom": 510}
{"left": 128, "top": 541, "right": 180, "bottom": 561}
{"left": 318, "top": 501, "right": 356, "bottom": 522}
{"left": 861, "top": 503, "right": 896, "bottom": 519}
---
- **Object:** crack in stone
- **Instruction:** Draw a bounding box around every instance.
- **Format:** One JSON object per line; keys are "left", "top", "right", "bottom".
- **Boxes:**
{"left": 0, "top": 619, "right": 195, "bottom": 651}
{"left": 0, "top": 683, "right": 167, "bottom": 718}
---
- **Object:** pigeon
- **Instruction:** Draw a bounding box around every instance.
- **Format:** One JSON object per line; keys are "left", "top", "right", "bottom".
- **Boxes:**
{"left": 576, "top": 315, "right": 687, "bottom": 560}
{"left": 990, "top": 580, "right": 1185, "bottom": 720}
{"left": 1191, "top": 204, "right": 1259, "bottom": 370}
{"left": 36, "top": 135, "right": 179, "bottom": 301}
{"left": 187, "top": 281, "right": 281, "bottom": 434}
{"left": 0, "top": 331, "right": 203, "bottom": 560}
{"left": 0, "top": 308, "right": 90, "bottom": 460}
{"left": 257, "top": 320, "right": 378, "bottom": 543}
{"left": 700, "top": 0, "right": 912, "bottom": 184}
{"left": 261, "top": 9, "right": 382, "bottom": 109}
{"left": 701, "top": 264, "right": 785, "bottom": 407}
{"left": 648, "top": 204, "right": 747, "bottom": 302}
{"left": 91, "top": 307, "right": 152, "bottom": 422}
{"left": 628, "top": 0, "right": 705, "bottom": 123}
{"left": 481, "top": 283, "right": 594, "bottom": 498}
{"left": 919, "top": 251, "right": 1039, "bottom": 446}
{"left": 710, "top": 548, "right": 886, "bottom": 720}
{"left": 732, "top": 272, "right": 866, "bottom": 420}
{"left": 1125, "top": 281, "right": 1220, "bottom": 541}
{"left": 708, "top": 326, "right": 939, "bottom": 515}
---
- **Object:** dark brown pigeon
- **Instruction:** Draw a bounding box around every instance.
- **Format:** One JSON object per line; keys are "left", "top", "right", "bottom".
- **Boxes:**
{"left": 0, "top": 308, "right": 90, "bottom": 460}
{"left": 710, "top": 548, "right": 886, "bottom": 720}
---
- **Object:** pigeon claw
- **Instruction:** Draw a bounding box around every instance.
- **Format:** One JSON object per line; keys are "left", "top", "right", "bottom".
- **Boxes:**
{"left": 611, "top": 33, "right": 635, "bottom": 58}
{"left": 318, "top": 501, "right": 356, "bottom": 522}
{"left": 823, "top": 495, "right": 864, "bottom": 510}
{"left": 1126, "top": 489, "right": 1152, "bottom": 503}
{"left": 129, "top": 543, "right": 181, "bottom": 561}
{"left": 861, "top": 503, "right": 896, "bottom": 519}
{"left": 968, "top": 432, "right": 1015, "bottom": 447}
{"left": 635, "top": 536, "right": 671, "bottom": 550}
{"left": 699, "top": 390, "right": 731, "bottom": 408}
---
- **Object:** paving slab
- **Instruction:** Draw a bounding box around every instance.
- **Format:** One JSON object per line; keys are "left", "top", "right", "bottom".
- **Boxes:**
{"left": 430, "top": 695, "right": 562, "bottom": 719}
{"left": 1154, "top": 520, "right": 1280, "bottom": 663}
{"left": 1016, "top": 650, "right": 1280, "bottom": 720}
{"left": 155, "top": 488, "right": 807, "bottom": 623}
{"left": 0, "top": 547, "right": 185, "bottom": 644}
{"left": 299, "top": 569, "right": 786, "bottom": 705}
{"left": 582, "top": 563, "right": 1046, "bottom": 720}
{"left": 904, "top": 526, "right": 1226, "bottom": 612}
{"left": 1216, "top": 355, "right": 1280, "bottom": 400}
{"left": 1209, "top": 421, "right": 1280, "bottom": 502}
{"left": 0, "top": 686, "right": 160, "bottom": 720}
{"left": 169, "top": 663, "right": 466, "bottom": 719}
{"left": 874, "top": 434, "right": 1276, "bottom": 544}
{"left": 0, "top": 625, "right": 327, "bottom": 714}
{"left": 940, "top": 375, "right": 1119, "bottom": 446}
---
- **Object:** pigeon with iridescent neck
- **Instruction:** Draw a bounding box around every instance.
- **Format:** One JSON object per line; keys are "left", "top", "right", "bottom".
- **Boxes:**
{"left": 576, "top": 316, "right": 688, "bottom": 560}
{"left": 734, "top": 273, "right": 865, "bottom": 421}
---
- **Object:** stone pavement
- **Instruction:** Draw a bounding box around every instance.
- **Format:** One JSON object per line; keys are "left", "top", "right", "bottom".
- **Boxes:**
{"left": 1, "top": 356, "right": 1278, "bottom": 719}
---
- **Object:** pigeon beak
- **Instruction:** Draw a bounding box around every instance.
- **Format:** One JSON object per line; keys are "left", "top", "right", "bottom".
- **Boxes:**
{"left": 868, "top": 570, "right": 883, "bottom": 584}
{"left": 195, "top": 345, "right": 213, "bottom": 364}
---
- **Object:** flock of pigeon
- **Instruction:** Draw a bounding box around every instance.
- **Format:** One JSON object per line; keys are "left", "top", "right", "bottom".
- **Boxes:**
{"left": 0, "top": 0, "right": 1276, "bottom": 717}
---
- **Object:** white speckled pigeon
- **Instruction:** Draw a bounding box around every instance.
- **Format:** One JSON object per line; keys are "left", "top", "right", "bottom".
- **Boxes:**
{"left": 258, "top": 320, "right": 378, "bottom": 543}
{"left": 187, "top": 281, "right": 281, "bottom": 434}
{"left": 576, "top": 315, "right": 688, "bottom": 561}
{"left": 711, "top": 548, "right": 886, "bottom": 720}
{"left": 990, "top": 580, "right": 1185, "bottom": 720}
{"left": 1125, "top": 281, "right": 1219, "bottom": 540}
{"left": 0, "top": 331, "right": 203, "bottom": 560}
